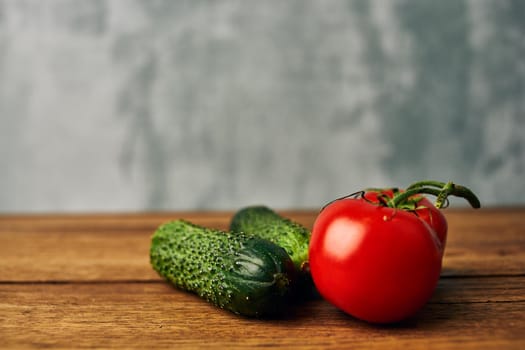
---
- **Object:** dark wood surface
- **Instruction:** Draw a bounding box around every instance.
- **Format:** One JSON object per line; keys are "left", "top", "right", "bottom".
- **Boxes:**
{"left": 1, "top": 208, "right": 524, "bottom": 349}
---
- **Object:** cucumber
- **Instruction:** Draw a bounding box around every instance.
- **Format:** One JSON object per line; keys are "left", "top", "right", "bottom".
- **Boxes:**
{"left": 150, "top": 219, "right": 296, "bottom": 317}
{"left": 230, "top": 206, "right": 310, "bottom": 278}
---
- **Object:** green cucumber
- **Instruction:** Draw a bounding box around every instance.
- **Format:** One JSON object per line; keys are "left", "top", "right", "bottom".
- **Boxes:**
{"left": 230, "top": 206, "right": 311, "bottom": 280}
{"left": 150, "top": 219, "right": 296, "bottom": 317}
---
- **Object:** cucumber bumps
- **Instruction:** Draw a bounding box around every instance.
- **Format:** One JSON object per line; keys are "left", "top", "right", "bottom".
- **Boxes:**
{"left": 150, "top": 220, "right": 296, "bottom": 317}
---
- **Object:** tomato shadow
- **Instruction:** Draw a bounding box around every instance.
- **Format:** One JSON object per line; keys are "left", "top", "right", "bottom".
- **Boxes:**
{"left": 371, "top": 277, "right": 474, "bottom": 329}
{"left": 323, "top": 276, "right": 473, "bottom": 330}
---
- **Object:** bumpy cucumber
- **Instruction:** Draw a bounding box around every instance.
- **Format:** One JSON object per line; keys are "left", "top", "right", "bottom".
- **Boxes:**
{"left": 230, "top": 206, "right": 310, "bottom": 275}
{"left": 150, "top": 219, "right": 296, "bottom": 317}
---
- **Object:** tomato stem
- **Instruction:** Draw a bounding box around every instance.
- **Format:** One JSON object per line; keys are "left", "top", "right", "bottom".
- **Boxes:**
{"left": 434, "top": 181, "right": 481, "bottom": 209}
{"left": 392, "top": 181, "right": 481, "bottom": 209}
{"left": 389, "top": 187, "right": 442, "bottom": 208}
{"left": 406, "top": 180, "right": 448, "bottom": 191}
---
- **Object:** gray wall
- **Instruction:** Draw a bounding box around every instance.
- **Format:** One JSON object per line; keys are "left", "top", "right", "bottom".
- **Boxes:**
{"left": 1, "top": 0, "right": 524, "bottom": 212}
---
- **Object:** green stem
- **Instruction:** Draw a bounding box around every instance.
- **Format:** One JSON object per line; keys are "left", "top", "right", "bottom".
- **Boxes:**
{"left": 389, "top": 187, "right": 442, "bottom": 208}
{"left": 391, "top": 181, "right": 481, "bottom": 209}
{"left": 434, "top": 182, "right": 452, "bottom": 209}
{"left": 434, "top": 181, "right": 481, "bottom": 209}
{"left": 406, "top": 180, "right": 447, "bottom": 191}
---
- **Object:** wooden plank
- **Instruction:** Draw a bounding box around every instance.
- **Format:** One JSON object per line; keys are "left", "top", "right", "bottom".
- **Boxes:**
{"left": 442, "top": 209, "right": 525, "bottom": 276}
{"left": 0, "top": 229, "right": 158, "bottom": 282}
{"left": 0, "top": 210, "right": 316, "bottom": 234}
{"left": 1, "top": 209, "right": 524, "bottom": 282}
{"left": 0, "top": 210, "right": 317, "bottom": 234}
{"left": 1, "top": 278, "right": 524, "bottom": 349}
{"left": 0, "top": 211, "right": 234, "bottom": 233}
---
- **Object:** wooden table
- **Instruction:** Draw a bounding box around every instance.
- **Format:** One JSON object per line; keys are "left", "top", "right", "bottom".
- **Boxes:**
{"left": 1, "top": 208, "right": 524, "bottom": 349}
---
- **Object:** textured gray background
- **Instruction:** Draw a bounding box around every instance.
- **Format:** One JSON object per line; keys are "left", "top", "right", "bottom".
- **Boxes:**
{"left": 1, "top": 0, "right": 524, "bottom": 212}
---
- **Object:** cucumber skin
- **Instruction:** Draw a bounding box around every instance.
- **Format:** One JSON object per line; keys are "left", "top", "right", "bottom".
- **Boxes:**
{"left": 150, "top": 219, "right": 295, "bottom": 317}
{"left": 230, "top": 206, "right": 310, "bottom": 272}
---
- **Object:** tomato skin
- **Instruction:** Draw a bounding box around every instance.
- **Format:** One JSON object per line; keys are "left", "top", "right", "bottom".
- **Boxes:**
{"left": 364, "top": 190, "right": 448, "bottom": 250}
{"left": 309, "top": 198, "right": 443, "bottom": 324}
{"left": 415, "top": 197, "right": 448, "bottom": 248}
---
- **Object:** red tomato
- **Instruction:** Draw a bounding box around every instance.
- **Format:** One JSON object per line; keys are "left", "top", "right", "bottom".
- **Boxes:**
{"left": 309, "top": 197, "right": 443, "bottom": 324}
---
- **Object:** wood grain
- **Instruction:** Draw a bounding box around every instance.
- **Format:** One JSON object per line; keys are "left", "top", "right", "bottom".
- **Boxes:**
{"left": 1, "top": 279, "right": 524, "bottom": 349}
{"left": 1, "top": 208, "right": 524, "bottom": 349}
